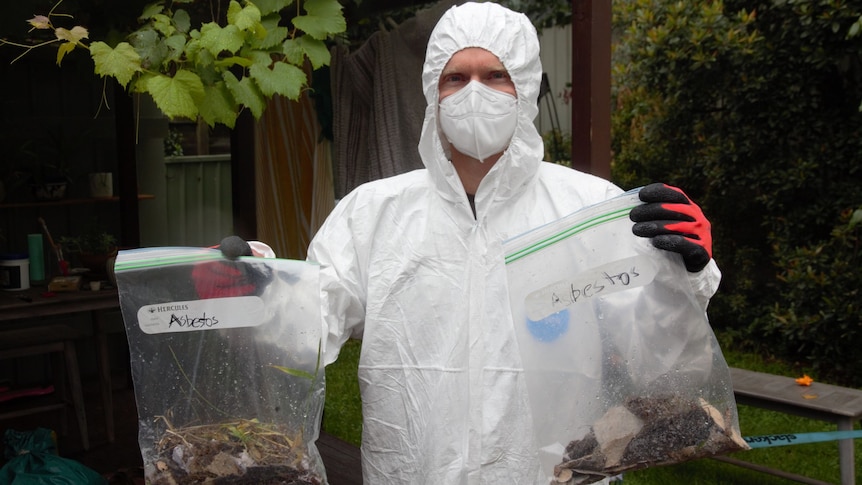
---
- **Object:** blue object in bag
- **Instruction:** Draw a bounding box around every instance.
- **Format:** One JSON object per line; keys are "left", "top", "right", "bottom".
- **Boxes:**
{"left": 0, "top": 428, "right": 106, "bottom": 485}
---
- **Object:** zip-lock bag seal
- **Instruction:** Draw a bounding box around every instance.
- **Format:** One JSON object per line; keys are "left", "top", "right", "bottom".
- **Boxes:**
{"left": 504, "top": 189, "right": 747, "bottom": 484}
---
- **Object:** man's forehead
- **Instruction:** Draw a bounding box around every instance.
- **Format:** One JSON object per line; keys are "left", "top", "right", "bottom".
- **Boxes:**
{"left": 442, "top": 47, "right": 507, "bottom": 72}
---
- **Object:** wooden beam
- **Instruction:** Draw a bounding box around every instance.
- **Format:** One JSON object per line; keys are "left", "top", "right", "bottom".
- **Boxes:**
{"left": 114, "top": 84, "right": 140, "bottom": 247}
{"left": 230, "top": 111, "right": 257, "bottom": 240}
{"left": 571, "top": 0, "right": 611, "bottom": 179}
{"left": 592, "top": 1, "right": 611, "bottom": 180}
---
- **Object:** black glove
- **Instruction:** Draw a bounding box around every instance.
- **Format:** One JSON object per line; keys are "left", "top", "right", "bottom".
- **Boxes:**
{"left": 218, "top": 235, "right": 254, "bottom": 259}
{"left": 630, "top": 183, "right": 713, "bottom": 273}
{"left": 191, "top": 236, "right": 272, "bottom": 298}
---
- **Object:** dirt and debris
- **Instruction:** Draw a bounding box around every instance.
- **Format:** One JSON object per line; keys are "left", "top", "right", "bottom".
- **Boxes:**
{"left": 552, "top": 395, "right": 749, "bottom": 484}
{"left": 148, "top": 417, "right": 321, "bottom": 485}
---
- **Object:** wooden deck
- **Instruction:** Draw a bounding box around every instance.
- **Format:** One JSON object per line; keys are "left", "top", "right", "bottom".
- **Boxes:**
{"left": 718, "top": 367, "right": 862, "bottom": 485}
{"left": 319, "top": 431, "right": 363, "bottom": 485}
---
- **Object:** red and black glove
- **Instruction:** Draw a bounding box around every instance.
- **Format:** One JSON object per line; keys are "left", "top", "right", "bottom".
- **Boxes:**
{"left": 629, "top": 183, "right": 713, "bottom": 273}
{"left": 191, "top": 236, "right": 272, "bottom": 299}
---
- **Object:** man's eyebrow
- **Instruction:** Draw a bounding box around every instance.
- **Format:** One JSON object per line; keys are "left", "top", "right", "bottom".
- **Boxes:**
{"left": 440, "top": 66, "right": 461, "bottom": 76}
{"left": 441, "top": 65, "right": 507, "bottom": 75}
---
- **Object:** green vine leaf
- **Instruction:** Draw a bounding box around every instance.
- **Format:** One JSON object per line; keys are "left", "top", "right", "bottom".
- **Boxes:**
{"left": 129, "top": 72, "right": 155, "bottom": 94}
{"left": 129, "top": 28, "right": 169, "bottom": 70}
{"left": 200, "top": 82, "right": 238, "bottom": 128}
{"left": 200, "top": 22, "right": 244, "bottom": 56}
{"left": 223, "top": 70, "right": 266, "bottom": 118}
{"left": 194, "top": 59, "right": 221, "bottom": 85}
{"left": 55, "top": 26, "right": 89, "bottom": 45}
{"left": 138, "top": 2, "right": 165, "bottom": 21}
{"left": 282, "top": 38, "right": 303, "bottom": 65}
{"left": 152, "top": 13, "right": 176, "bottom": 37}
{"left": 254, "top": 0, "right": 295, "bottom": 17}
{"left": 257, "top": 15, "right": 289, "bottom": 50}
{"left": 250, "top": 61, "right": 306, "bottom": 99}
{"left": 90, "top": 41, "right": 142, "bottom": 88}
{"left": 284, "top": 36, "right": 330, "bottom": 69}
{"left": 293, "top": 0, "right": 346, "bottom": 40}
{"left": 28, "top": 15, "right": 51, "bottom": 29}
{"left": 248, "top": 50, "right": 272, "bottom": 66}
{"left": 173, "top": 9, "right": 191, "bottom": 33}
{"left": 227, "top": 0, "right": 263, "bottom": 32}
{"left": 57, "top": 43, "right": 76, "bottom": 65}
{"left": 184, "top": 36, "right": 205, "bottom": 65}
{"left": 10, "top": 0, "right": 346, "bottom": 127}
{"left": 147, "top": 70, "right": 205, "bottom": 119}
{"left": 164, "top": 34, "right": 187, "bottom": 61}
{"left": 214, "top": 55, "right": 254, "bottom": 69}
{"left": 53, "top": 27, "right": 89, "bottom": 65}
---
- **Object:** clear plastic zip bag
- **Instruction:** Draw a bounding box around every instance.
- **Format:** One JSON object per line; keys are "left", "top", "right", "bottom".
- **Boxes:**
{"left": 114, "top": 247, "right": 326, "bottom": 485}
{"left": 503, "top": 190, "right": 747, "bottom": 484}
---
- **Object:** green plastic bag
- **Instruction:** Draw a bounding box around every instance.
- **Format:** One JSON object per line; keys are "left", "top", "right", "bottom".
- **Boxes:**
{"left": 0, "top": 428, "right": 106, "bottom": 485}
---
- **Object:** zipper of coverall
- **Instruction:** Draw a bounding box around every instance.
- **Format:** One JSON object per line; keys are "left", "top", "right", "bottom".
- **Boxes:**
{"left": 465, "top": 213, "right": 487, "bottom": 483}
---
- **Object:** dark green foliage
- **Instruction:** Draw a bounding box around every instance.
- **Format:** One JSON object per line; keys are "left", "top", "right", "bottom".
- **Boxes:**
{"left": 543, "top": 128, "right": 572, "bottom": 166}
{"left": 763, "top": 209, "right": 862, "bottom": 385}
{"left": 498, "top": 0, "right": 572, "bottom": 32}
{"left": 611, "top": 0, "right": 862, "bottom": 386}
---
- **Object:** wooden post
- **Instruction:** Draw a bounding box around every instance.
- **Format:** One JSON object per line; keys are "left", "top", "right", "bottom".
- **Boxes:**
{"left": 571, "top": 0, "right": 611, "bottom": 179}
{"left": 114, "top": 84, "right": 140, "bottom": 247}
{"left": 230, "top": 110, "right": 257, "bottom": 240}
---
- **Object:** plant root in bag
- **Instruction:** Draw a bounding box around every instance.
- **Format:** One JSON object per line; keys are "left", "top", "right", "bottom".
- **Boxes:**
{"left": 503, "top": 190, "right": 748, "bottom": 485}
{"left": 115, "top": 248, "right": 326, "bottom": 485}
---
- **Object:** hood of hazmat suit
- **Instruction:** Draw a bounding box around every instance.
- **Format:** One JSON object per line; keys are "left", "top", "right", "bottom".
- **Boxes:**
{"left": 308, "top": 3, "right": 721, "bottom": 484}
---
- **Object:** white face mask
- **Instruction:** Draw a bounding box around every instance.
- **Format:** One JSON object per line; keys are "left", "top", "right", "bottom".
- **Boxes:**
{"left": 438, "top": 81, "right": 517, "bottom": 162}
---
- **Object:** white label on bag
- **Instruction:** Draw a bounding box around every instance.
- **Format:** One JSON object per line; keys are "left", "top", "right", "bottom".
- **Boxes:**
{"left": 136, "top": 296, "right": 266, "bottom": 334}
{"left": 524, "top": 255, "right": 657, "bottom": 321}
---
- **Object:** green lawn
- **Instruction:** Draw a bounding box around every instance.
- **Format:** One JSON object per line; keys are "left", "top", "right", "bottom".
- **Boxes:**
{"left": 322, "top": 336, "right": 861, "bottom": 483}
{"left": 322, "top": 338, "right": 363, "bottom": 446}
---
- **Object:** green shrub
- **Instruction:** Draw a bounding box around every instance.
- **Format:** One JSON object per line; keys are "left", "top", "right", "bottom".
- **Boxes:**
{"left": 757, "top": 208, "right": 862, "bottom": 386}
{"left": 542, "top": 128, "right": 572, "bottom": 167}
{"left": 611, "top": 0, "right": 862, "bottom": 386}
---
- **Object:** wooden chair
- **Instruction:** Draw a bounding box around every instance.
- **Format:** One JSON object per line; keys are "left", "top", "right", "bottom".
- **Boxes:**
{"left": 0, "top": 324, "right": 89, "bottom": 450}
{"left": 94, "top": 310, "right": 128, "bottom": 443}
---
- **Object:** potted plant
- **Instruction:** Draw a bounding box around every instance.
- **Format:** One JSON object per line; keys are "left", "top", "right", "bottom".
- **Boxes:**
{"left": 59, "top": 228, "right": 118, "bottom": 277}
{"left": 28, "top": 159, "right": 73, "bottom": 201}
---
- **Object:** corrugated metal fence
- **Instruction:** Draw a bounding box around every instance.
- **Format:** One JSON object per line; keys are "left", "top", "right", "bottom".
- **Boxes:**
{"left": 538, "top": 24, "right": 573, "bottom": 136}
{"left": 162, "top": 154, "right": 233, "bottom": 247}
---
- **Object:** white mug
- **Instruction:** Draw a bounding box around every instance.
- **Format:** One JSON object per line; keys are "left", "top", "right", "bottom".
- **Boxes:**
{"left": 89, "top": 173, "right": 113, "bottom": 198}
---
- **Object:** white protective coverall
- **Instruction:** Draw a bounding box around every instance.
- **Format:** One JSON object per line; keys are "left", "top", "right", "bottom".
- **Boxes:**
{"left": 307, "top": 3, "right": 721, "bottom": 484}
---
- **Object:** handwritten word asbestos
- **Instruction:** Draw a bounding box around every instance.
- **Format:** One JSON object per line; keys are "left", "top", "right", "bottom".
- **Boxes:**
{"left": 743, "top": 434, "right": 797, "bottom": 446}
{"left": 550, "top": 267, "right": 641, "bottom": 307}
{"left": 168, "top": 312, "right": 219, "bottom": 329}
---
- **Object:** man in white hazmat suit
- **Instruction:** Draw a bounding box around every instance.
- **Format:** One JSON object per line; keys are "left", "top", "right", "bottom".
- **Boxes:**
{"left": 306, "top": 2, "right": 721, "bottom": 484}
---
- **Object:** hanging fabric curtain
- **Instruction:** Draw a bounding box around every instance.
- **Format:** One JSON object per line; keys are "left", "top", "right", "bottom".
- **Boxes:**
{"left": 330, "top": 0, "right": 460, "bottom": 198}
{"left": 254, "top": 93, "right": 336, "bottom": 260}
